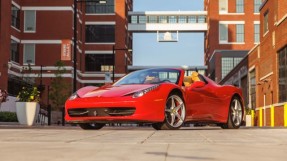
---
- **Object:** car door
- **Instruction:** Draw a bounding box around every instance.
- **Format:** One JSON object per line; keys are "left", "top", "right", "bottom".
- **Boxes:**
{"left": 185, "top": 75, "right": 222, "bottom": 121}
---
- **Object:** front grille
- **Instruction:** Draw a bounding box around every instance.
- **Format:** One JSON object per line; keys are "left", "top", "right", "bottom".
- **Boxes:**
{"left": 68, "top": 107, "right": 136, "bottom": 117}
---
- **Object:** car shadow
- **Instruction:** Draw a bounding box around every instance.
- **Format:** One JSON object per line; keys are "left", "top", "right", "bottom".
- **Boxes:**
{"left": 146, "top": 152, "right": 215, "bottom": 160}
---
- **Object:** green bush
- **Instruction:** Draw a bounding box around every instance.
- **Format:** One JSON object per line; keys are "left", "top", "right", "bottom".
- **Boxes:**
{"left": 0, "top": 112, "right": 18, "bottom": 122}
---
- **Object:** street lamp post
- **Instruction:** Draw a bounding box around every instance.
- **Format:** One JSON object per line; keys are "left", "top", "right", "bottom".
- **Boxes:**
{"left": 112, "top": 45, "right": 132, "bottom": 82}
{"left": 73, "top": 0, "right": 78, "bottom": 93}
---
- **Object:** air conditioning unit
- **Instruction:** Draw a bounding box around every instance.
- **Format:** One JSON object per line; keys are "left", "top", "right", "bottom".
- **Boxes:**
{"left": 26, "top": 27, "right": 34, "bottom": 31}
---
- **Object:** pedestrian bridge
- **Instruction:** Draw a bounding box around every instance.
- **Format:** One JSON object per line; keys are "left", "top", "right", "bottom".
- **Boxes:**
{"left": 128, "top": 11, "right": 208, "bottom": 33}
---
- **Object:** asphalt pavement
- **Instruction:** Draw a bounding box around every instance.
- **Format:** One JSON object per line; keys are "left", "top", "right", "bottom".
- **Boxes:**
{"left": 0, "top": 125, "right": 287, "bottom": 161}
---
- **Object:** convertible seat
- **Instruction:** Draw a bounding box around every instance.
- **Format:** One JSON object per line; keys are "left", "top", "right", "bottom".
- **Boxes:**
{"left": 184, "top": 72, "right": 200, "bottom": 87}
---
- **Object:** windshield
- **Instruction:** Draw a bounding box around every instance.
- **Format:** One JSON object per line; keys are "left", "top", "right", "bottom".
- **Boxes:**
{"left": 114, "top": 68, "right": 181, "bottom": 86}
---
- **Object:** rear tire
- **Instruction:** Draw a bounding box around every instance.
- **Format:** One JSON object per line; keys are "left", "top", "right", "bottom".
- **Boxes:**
{"left": 221, "top": 97, "right": 243, "bottom": 129}
{"left": 152, "top": 94, "right": 186, "bottom": 130}
{"left": 79, "top": 123, "right": 105, "bottom": 130}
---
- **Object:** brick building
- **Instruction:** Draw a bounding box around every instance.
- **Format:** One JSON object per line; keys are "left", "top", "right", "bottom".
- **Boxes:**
{"left": 0, "top": 0, "right": 132, "bottom": 104}
{"left": 220, "top": 0, "right": 287, "bottom": 127}
{"left": 204, "top": 0, "right": 262, "bottom": 82}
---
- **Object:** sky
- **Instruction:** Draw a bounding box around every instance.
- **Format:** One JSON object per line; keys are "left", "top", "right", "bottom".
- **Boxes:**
{"left": 132, "top": 0, "right": 204, "bottom": 67}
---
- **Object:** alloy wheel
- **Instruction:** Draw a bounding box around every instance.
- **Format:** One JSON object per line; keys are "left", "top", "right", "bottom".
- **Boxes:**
{"left": 165, "top": 95, "right": 186, "bottom": 128}
{"left": 230, "top": 98, "right": 243, "bottom": 127}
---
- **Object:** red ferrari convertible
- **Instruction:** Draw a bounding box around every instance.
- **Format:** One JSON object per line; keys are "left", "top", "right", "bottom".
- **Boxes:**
{"left": 65, "top": 68, "right": 244, "bottom": 130}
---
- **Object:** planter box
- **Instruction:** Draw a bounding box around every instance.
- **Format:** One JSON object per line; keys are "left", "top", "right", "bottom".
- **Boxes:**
{"left": 16, "top": 102, "right": 40, "bottom": 126}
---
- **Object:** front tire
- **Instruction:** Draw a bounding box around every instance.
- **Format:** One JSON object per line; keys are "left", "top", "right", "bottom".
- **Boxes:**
{"left": 221, "top": 97, "right": 243, "bottom": 129}
{"left": 152, "top": 94, "right": 186, "bottom": 130}
{"left": 79, "top": 123, "right": 105, "bottom": 130}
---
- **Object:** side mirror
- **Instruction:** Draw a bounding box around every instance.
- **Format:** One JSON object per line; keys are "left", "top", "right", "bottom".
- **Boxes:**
{"left": 191, "top": 81, "right": 206, "bottom": 89}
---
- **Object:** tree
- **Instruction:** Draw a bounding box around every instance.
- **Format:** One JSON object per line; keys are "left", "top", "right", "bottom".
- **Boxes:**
{"left": 49, "top": 61, "right": 71, "bottom": 110}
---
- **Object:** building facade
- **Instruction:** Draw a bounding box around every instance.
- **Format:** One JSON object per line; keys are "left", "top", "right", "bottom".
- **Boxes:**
{"left": 0, "top": 0, "right": 132, "bottom": 105}
{"left": 204, "top": 0, "right": 262, "bottom": 82}
{"left": 221, "top": 0, "right": 287, "bottom": 126}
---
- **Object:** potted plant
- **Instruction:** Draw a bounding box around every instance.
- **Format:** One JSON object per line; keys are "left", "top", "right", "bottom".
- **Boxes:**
{"left": 16, "top": 86, "right": 40, "bottom": 126}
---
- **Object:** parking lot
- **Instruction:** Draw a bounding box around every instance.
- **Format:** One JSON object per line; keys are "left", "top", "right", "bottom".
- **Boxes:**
{"left": 0, "top": 126, "right": 287, "bottom": 161}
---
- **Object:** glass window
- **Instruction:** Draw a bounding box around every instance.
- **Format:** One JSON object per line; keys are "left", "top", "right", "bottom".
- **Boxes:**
{"left": 178, "top": 16, "right": 187, "bottom": 23}
{"left": 10, "top": 40, "right": 20, "bottom": 63}
{"left": 138, "top": 16, "right": 146, "bottom": 23}
{"left": 222, "top": 57, "right": 234, "bottom": 78}
{"left": 254, "top": 24, "right": 260, "bottom": 43}
{"left": 159, "top": 16, "right": 167, "bottom": 23}
{"left": 236, "top": 0, "right": 244, "bottom": 13}
{"left": 236, "top": 24, "right": 244, "bottom": 42}
{"left": 263, "top": 11, "right": 269, "bottom": 34}
{"left": 219, "top": 0, "right": 228, "bottom": 13}
{"left": 85, "top": 25, "right": 115, "bottom": 43}
{"left": 188, "top": 16, "right": 197, "bottom": 23}
{"left": 234, "top": 57, "right": 243, "bottom": 66}
{"left": 148, "top": 15, "right": 157, "bottom": 23}
{"left": 24, "top": 10, "right": 36, "bottom": 32}
{"left": 279, "top": 46, "right": 287, "bottom": 102}
{"left": 249, "top": 69, "right": 256, "bottom": 109}
{"left": 198, "top": 16, "right": 206, "bottom": 23}
{"left": 24, "top": 44, "right": 35, "bottom": 64}
{"left": 221, "top": 57, "right": 243, "bottom": 79}
{"left": 168, "top": 16, "right": 177, "bottom": 23}
{"left": 86, "top": 0, "right": 114, "bottom": 14}
{"left": 85, "top": 54, "right": 113, "bottom": 72}
{"left": 219, "top": 24, "right": 228, "bottom": 42}
{"left": 254, "top": 0, "right": 262, "bottom": 13}
{"left": 131, "top": 16, "right": 137, "bottom": 24}
{"left": 11, "top": 5, "right": 20, "bottom": 29}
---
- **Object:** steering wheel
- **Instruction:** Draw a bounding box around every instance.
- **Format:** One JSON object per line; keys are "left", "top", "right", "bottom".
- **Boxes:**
{"left": 161, "top": 79, "right": 171, "bottom": 83}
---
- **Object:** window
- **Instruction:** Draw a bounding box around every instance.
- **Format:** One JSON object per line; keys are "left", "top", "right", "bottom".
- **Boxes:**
{"left": 263, "top": 11, "right": 269, "bottom": 34}
{"left": 178, "top": 16, "right": 187, "bottom": 23}
{"left": 86, "top": 25, "right": 115, "bottom": 43}
{"left": 221, "top": 57, "right": 243, "bottom": 78}
{"left": 24, "top": 10, "right": 36, "bottom": 32}
{"left": 236, "top": 0, "right": 244, "bottom": 13}
{"left": 138, "top": 16, "right": 146, "bottom": 23}
{"left": 86, "top": 0, "right": 114, "bottom": 14}
{"left": 236, "top": 24, "right": 244, "bottom": 42}
{"left": 222, "top": 57, "right": 233, "bottom": 78}
{"left": 219, "top": 0, "right": 228, "bottom": 13}
{"left": 11, "top": 5, "right": 20, "bottom": 29}
{"left": 188, "top": 16, "right": 196, "bottom": 23}
{"left": 85, "top": 54, "right": 113, "bottom": 72}
{"left": 219, "top": 24, "right": 228, "bottom": 43}
{"left": 10, "top": 40, "right": 19, "bottom": 63}
{"left": 24, "top": 44, "right": 35, "bottom": 64}
{"left": 249, "top": 69, "right": 256, "bottom": 109}
{"left": 159, "top": 16, "right": 167, "bottom": 23}
{"left": 234, "top": 57, "right": 243, "bottom": 66}
{"left": 254, "top": 0, "right": 262, "bottom": 13}
{"left": 131, "top": 16, "right": 137, "bottom": 24}
{"left": 279, "top": 46, "right": 287, "bottom": 102}
{"left": 254, "top": 24, "right": 260, "bottom": 43}
{"left": 148, "top": 15, "right": 157, "bottom": 23}
{"left": 168, "top": 16, "right": 177, "bottom": 23}
{"left": 198, "top": 16, "right": 206, "bottom": 23}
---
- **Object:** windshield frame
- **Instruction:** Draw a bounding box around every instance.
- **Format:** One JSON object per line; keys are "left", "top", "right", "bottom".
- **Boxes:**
{"left": 113, "top": 68, "right": 182, "bottom": 86}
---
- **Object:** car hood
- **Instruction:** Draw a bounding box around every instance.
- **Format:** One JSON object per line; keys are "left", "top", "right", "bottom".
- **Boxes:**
{"left": 81, "top": 84, "right": 157, "bottom": 98}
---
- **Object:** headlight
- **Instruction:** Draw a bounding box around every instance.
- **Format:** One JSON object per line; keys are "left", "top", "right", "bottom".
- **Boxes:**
{"left": 132, "top": 85, "right": 160, "bottom": 98}
{"left": 69, "top": 92, "right": 79, "bottom": 100}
